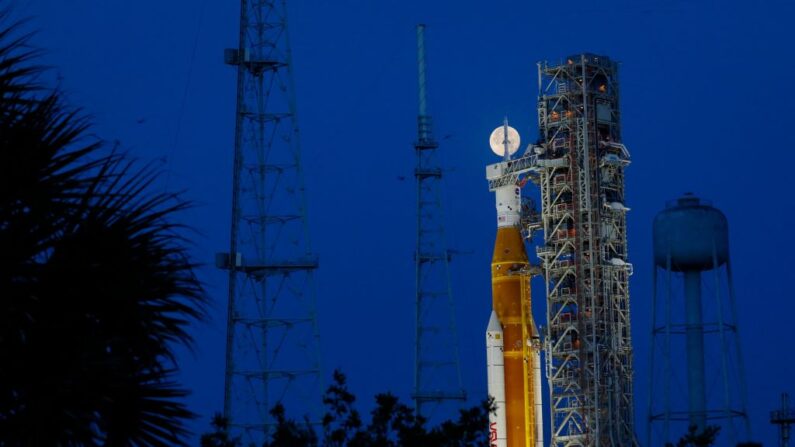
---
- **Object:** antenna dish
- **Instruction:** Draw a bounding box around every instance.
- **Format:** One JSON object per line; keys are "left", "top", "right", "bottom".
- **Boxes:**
{"left": 489, "top": 125, "right": 520, "bottom": 157}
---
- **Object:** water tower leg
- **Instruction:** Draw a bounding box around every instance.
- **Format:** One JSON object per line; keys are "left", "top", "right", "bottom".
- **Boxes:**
{"left": 647, "top": 266, "right": 658, "bottom": 447}
{"left": 726, "top": 258, "right": 752, "bottom": 440}
{"left": 713, "top": 245, "right": 736, "bottom": 445}
{"left": 684, "top": 270, "right": 707, "bottom": 431}
{"left": 664, "top": 253, "right": 673, "bottom": 441}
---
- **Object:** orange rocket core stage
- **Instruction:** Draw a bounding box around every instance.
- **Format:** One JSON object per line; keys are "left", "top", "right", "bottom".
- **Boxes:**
{"left": 491, "top": 226, "right": 539, "bottom": 447}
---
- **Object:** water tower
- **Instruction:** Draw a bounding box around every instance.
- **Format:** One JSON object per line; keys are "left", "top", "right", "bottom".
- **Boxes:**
{"left": 647, "top": 193, "right": 751, "bottom": 446}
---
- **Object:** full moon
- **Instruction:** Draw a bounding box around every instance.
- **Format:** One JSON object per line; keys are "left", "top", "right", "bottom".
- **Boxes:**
{"left": 489, "top": 125, "right": 521, "bottom": 157}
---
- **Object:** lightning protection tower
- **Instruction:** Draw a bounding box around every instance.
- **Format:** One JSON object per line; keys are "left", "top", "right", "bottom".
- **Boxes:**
{"left": 412, "top": 24, "right": 466, "bottom": 418}
{"left": 216, "top": 0, "right": 322, "bottom": 444}
{"left": 537, "top": 54, "right": 636, "bottom": 446}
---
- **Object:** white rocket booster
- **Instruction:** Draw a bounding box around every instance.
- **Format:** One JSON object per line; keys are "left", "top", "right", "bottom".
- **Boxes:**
{"left": 486, "top": 311, "right": 508, "bottom": 447}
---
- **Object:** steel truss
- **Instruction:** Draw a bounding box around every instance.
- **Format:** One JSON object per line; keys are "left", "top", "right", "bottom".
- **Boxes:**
{"left": 218, "top": 1, "right": 322, "bottom": 444}
{"left": 537, "top": 54, "right": 636, "bottom": 447}
{"left": 412, "top": 24, "right": 466, "bottom": 418}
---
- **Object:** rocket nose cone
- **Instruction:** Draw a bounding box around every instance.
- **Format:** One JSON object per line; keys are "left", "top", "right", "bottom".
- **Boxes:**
{"left": 487, "top": 310, "right": 502, "bottom": 333}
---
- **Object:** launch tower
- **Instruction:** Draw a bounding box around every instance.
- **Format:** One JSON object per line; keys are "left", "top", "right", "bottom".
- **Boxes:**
{"left": 487, "top": 54, "right": 637, "bottom": 447}
{"left": 217, "top": 0, "right": 322, "bottom": 443}
{"left": 536, "top": 54, "right": 635, "bottom": 446}
{"left": 486, "top": 54, "right": 636, "bottom": 446}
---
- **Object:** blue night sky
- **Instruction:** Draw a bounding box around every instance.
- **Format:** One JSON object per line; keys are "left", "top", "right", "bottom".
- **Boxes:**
{"left": 15, "top": 0, "right": 795, "bottom": 445}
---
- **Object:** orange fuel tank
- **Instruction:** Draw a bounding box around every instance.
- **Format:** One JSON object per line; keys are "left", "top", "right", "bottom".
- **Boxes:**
{"left": 491, "top": 225, "right": 541, "bottom": 447}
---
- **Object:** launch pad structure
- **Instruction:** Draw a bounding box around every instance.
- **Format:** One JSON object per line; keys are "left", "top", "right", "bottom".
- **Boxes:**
{"left": 487, "top": 53, "right": 636, "bottom": 446}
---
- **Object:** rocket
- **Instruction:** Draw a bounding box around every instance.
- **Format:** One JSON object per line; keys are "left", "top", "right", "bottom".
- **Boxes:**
{"left": 486, "top": 122, "right": 543, "bottom": 447}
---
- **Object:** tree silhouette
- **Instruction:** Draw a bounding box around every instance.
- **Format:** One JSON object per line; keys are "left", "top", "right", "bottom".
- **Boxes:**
{"left": 665, "top": 425, "right": 721, "bottom": 447}
{"left": 200, "top": 414, "right": 241, "bottom": 447}
{"left": 322, "top": 370, "right": 363, "bottom": 447}
{"left": 203, "top": 370, "right": 491, "bottom": 446}
{"left": 0, "top": 14, "right": 205, "bottom": 446}
{"left": 263, "top": 404, "right": 319, "bottom": 447}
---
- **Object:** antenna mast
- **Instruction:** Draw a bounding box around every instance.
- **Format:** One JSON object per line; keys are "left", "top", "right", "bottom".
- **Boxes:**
{"left": 412, "top": 23, "right": 466, "bottom": 417}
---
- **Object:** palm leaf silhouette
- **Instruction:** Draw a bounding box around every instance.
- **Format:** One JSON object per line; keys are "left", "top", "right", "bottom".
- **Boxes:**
{"left": 0, "top": 13, "right": 205, "bottom": 446}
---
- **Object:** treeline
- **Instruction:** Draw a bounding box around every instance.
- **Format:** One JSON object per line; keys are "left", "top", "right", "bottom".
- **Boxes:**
{"left": 201, "top": 370, "right": 491, "bottom": 447}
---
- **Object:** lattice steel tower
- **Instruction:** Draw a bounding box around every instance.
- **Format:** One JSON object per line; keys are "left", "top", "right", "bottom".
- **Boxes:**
{"left": 537, "top": 54, "right": 636, "bottom": 446}
{"left": 412, "top": 24, "right": 466, "bottom": 417}
{"left": 217, "top": 1, "right": 321, "bottom": 443}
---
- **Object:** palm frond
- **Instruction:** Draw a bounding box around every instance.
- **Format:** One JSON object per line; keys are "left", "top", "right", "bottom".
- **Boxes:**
{"left": 0, "top": 12, "right": 206, "bottom": 446}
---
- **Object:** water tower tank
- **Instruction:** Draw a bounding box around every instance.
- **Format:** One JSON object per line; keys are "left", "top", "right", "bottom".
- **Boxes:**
{"left": 653, "top": 193, "right": 729, "bottom": 271}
